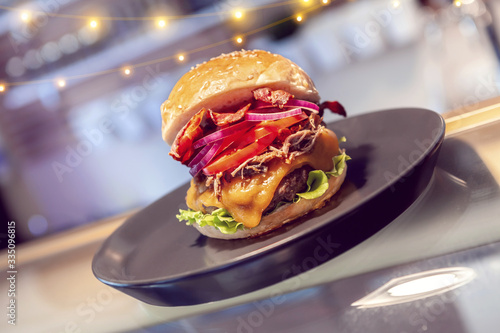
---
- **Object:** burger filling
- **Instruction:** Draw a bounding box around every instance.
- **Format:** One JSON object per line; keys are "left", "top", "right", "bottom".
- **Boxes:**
{"left": 172, "top": 88, "right": 349, "bottom": 233}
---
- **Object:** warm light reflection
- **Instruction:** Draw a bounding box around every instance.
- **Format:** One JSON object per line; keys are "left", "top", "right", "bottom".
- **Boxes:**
{"left": 20, "top": 11, "right": 30, "bottom": 22}
{"left": 388, "top": 274, "right": 458, "bottom": 296}
{"left": 351, "top": 267, "right": 476, "bottom": 308}
{"left": 157, "top": 18, "right": 167, "bottom": 28}
{"left": 57, "top": 79, "right": 66, "bottom": 88}
{"left": 233, "top": 10, "right": 243, "bottom": 20}
{"left": 234, "top": 35, "right": 244, "bottom": 44}
{"left": 301, "top": 0, "right": 314, "bottom": 7}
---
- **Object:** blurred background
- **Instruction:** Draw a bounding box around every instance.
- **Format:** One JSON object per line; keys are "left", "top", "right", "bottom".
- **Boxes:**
{"left": 0, "top": 0, "right": 499, "bottom": 247}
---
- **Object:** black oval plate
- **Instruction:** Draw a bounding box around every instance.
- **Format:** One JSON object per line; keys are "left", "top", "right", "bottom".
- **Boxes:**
{"left": 92, "top": 108, "right": 445, "bottom": 306}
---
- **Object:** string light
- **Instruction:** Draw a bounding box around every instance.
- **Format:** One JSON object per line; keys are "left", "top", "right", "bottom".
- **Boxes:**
{"left": 0, "top": 84, "right": 6, "bottom": 93}
{"left": 157, "top": 18, "right": 167, "bottom": 28}
{"left": 234, "top": 35, "right": 244, "bottom": 45}
{"left": 89, "top": 19, "right": 98, "bottom": 28}
{"left": 1, "top": 1, "right": 306, "bottom": 21}
{"left": 233, "top": 10, "right": 244, "bottom": 20}
{"left": 123, "top": 67, "right": 132, "bottom": 76}
{"left": 56, "top": 79, "right": 66, "bottom": 88}
{"left": 2, "top": 2, "right": 324, "bottom": 90}
{"left": 392, "top": 0, "right": 401, "bottom": 9}
{"left": 20, "top": 11, "right": 31, "bottom": 22}
{"left": 454, "top": 0, "right": 462, "bottom": 7}
{"left": 321, "top": 0, "right": 331, "bottom": 5}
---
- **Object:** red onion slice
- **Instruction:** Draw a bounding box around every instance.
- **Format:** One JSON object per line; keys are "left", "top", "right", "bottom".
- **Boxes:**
{"left": 193, "top": 121, "right": 253, "bottom": 149}
{"left": 245, "top": 108, "right": 303, "bottom": 121}
{"left": 189, "top": 141, "right": 223, "bottom": 176}
{"left": 254, "top": 99, "right": 319, "bottom": 113}
{"left": 285, "top": 99, "right": 319, "bottom": 111}
{"left": 187, "top": 144, "right": 212, "bottom": 168}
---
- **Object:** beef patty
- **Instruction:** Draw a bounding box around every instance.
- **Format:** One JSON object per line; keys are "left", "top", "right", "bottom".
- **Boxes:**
{"left": 263, "top": 165, "right": 313, "bottom": 215}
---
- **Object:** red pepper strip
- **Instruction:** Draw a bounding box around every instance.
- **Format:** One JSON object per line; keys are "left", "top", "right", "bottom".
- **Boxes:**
{"left": 214, "top": 127, "right": 253, "bottom": 157}
{"left": 233, "top": 126, "right": 277, "bottom": 150}
{"left": 203, "top": 131, "right": 278, "bottom": 176}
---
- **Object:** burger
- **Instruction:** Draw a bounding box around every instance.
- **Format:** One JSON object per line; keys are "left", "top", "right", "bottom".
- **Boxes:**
{"left": 161, "top": 50, "right": 349, "bottom": 240}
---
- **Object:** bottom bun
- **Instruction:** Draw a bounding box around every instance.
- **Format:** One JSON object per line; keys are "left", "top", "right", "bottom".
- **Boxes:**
{"left": 193, "top": 166, "right": 347, "bottom": 240}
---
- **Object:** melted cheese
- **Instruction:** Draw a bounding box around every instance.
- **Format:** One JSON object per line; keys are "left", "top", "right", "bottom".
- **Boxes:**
{"left": 186, "top": 128, "right": 339, "bottom": 228}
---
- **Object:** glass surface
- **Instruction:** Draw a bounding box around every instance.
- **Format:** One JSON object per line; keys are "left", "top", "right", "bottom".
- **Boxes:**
{"left": 133, "top": 239, "right": 500, "bottom": 333}
{"left": 1, "top": 0, "right": 499, "bottom": 246}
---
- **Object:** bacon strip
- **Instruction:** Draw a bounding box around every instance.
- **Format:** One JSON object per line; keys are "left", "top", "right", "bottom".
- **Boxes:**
{"left": 253, "top": 88, "right": 293, "bottom": 107}
{"left": 169, "top": 108, "right": 206, "bottom": 164}
{"left": 319, "top": 101, "right": 347, "bottom": 117}
{"left": 209, "top": 103, "right": 251, "bottom": 127}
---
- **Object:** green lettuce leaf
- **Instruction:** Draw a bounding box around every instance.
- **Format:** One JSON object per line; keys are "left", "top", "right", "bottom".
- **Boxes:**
{"left": 296, "top": 170, "right": 330, "bottom": 200}
{"left": 296, "top": 151, "right": 351, "bottom": 201}
{"left": 326, "top": 151, "right": 351, "bottom": 178}
{"left": 176, "top": 208, "right": 244, "bottom": 234}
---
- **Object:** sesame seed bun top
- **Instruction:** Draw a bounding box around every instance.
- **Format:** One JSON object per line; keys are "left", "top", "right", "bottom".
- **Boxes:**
{"left": 161, "top": 49, "right": 320, "bottom": 145}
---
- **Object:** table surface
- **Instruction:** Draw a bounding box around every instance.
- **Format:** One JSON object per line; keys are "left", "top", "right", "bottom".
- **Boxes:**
{"left": 1, "top": 100, "right": 500, "bottom": 333}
